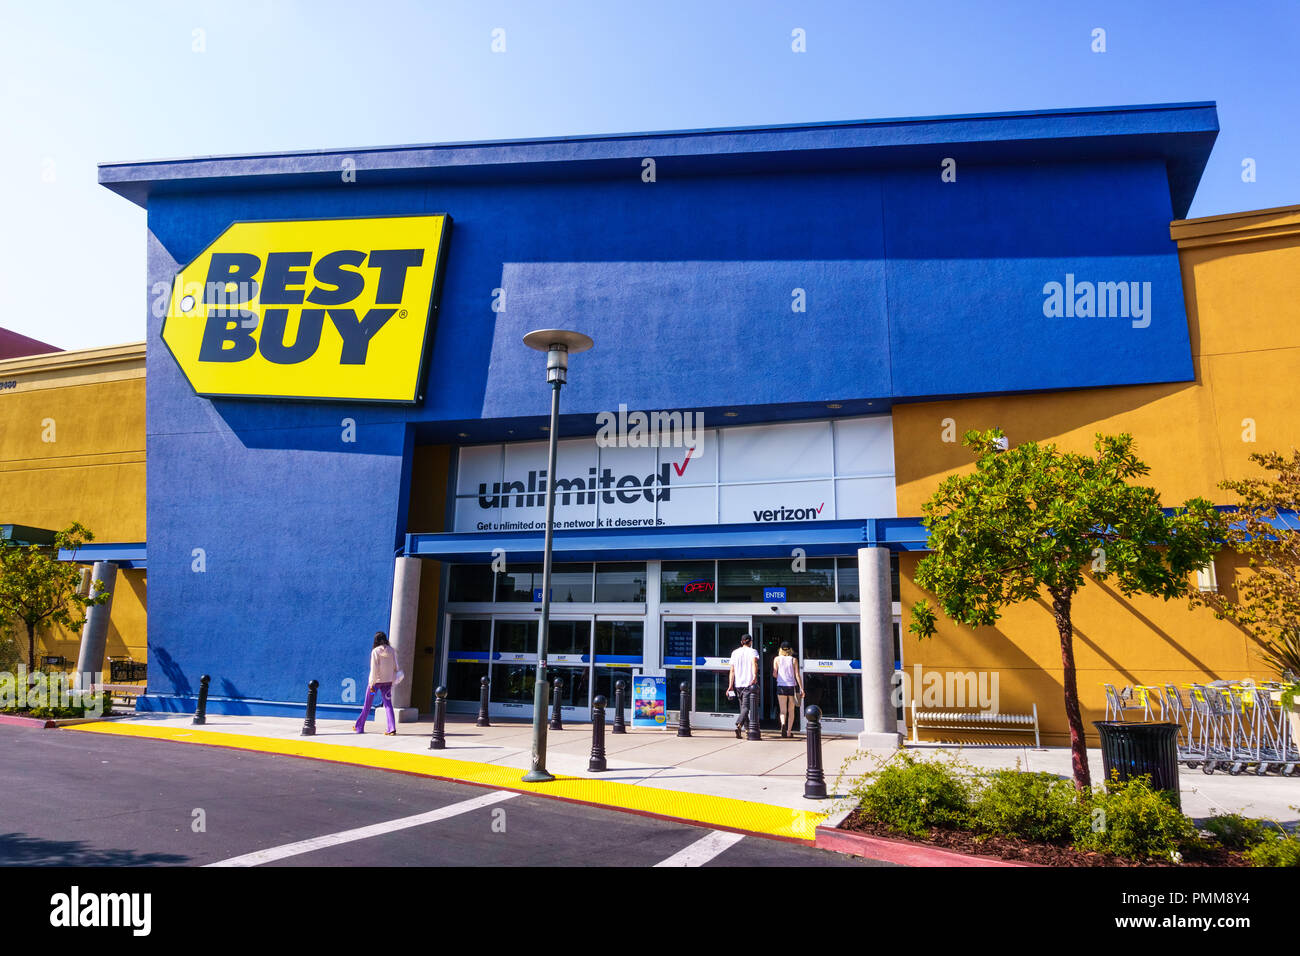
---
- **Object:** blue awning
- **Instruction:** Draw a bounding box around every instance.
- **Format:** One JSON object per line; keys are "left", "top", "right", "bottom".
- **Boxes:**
{"left": 57, "top": 542, "right": 147, "bottom": 570}
{"left": 406, "top": 518, "right": 928, "bottom": 563}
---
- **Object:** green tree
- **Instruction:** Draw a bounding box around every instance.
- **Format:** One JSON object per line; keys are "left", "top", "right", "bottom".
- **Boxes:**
{"left": 908, "top": 431, "right": 1223, "bottom": 789}
{"left": 0, "top": 523, "right": 110, "bottom": 672}
{"left": 1193, "top": 449, "right": 1300, "bottom": 680}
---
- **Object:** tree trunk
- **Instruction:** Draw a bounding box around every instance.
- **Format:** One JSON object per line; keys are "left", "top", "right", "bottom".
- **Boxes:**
{"left": 26, "top": 622, "right": 36, "bottom": 673}
{"left": 1050, "top": 588, "right": 1092, "bottom": 790}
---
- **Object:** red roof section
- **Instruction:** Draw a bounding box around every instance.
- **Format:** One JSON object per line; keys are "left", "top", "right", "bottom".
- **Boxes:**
{"left": 0, "top": 327, "right": 60, "bottom": 360}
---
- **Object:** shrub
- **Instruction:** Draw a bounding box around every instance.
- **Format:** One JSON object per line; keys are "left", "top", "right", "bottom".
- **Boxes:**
{"left": 1072, "top": 774, "right": 1199, "bottom": 861}
{"left": 1246, "top": 832, "right": 1300, "bottom": 867}
{"left": 852, "top": 752, "right": 972, "bottom": 837}
{"left": 969, "top": 770, "right": 1087, "bottom": 844}
{"left": 1204, "top": 813, "right": 1281, "bottom": 850}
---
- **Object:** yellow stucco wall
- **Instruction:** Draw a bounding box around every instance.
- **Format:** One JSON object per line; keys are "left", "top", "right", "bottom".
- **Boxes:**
{"left": 892, "top": 206, "right": 1300, "bottom": 744}
{"left": 0, "top": 343, "right": 146, "bottom": 671}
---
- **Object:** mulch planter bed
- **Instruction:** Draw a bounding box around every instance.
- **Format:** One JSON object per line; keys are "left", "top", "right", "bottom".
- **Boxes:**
{"left": 843, "top": 810, "right": 1248, "bottom": 867}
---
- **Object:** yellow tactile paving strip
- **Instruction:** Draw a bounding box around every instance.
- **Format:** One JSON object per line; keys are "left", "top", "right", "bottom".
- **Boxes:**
{"left": 66, "top": 722, "right": 827, "bottom": 841}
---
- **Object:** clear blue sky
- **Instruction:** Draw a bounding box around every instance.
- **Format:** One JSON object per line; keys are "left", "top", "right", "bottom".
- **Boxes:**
{"left": 2, "top": 0, "right": 1296, "bottom": 348}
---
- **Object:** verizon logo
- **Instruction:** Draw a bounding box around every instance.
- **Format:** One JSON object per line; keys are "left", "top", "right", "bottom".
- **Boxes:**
{"left": 752, "top": 503, "right": 825, "bottom": 522}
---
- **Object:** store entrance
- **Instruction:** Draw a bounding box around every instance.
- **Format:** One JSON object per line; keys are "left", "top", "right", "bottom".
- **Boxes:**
{"left": 755, "top": 619, "right": 798, "bottom": 731}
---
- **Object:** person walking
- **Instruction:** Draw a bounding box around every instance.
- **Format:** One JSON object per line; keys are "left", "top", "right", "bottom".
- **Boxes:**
{"left": 726, "top": 633, "right": 761, "bottom": 740}
{"left": 772, "top": 641, "right": 804, "bottom": 738}
{"left": 354, "top": 631, "right": 404, "bottom": 735}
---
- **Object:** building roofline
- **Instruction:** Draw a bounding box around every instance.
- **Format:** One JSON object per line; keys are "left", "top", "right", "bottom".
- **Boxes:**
{"left": 97, "top": 100, "right": 1218, "bottom": 170}
{"left": 98, "top": 101, "right": 1219, "bottom": 219}
{"left": 0, "top": 341, "right": 145, "bottom": 377}
{"left": 1171, "top": 203, "right": 1300, "bottom": 248}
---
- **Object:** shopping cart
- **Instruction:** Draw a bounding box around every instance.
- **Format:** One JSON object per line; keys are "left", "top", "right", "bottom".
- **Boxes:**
{"left": 1162, "top": 683, "right": 1194, "bottom": 750}
{"left": 1102, "top": 683, "right": 1147, "bottom": 721}
{"left": 1181, "top": 683, "right": 1234, "bottom": 774}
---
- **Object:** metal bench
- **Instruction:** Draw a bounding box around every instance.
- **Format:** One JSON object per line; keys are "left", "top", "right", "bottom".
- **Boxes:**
{"left": 90, "top": 683, "right": 145, "bottom": 707}
{"left": 910, "top": 701, "right": 1040, "bottom": 747}
{"left": 108, "top": 658, "right": 147, "bottom": 683}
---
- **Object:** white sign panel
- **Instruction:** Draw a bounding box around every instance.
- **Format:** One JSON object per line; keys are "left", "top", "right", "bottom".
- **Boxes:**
{"left": 454, "top": 415, "right": 895, "bottom": 532}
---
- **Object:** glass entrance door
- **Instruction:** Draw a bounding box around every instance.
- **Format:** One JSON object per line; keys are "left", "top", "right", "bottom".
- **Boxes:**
{"left": 800, "top": 619, "right": 864, "bottom": 734}
{"left": 661, "top": 617, "right": 752, "bottom": 730}
{"left": 756, "top": 619, "right": 798, "bottom": 731}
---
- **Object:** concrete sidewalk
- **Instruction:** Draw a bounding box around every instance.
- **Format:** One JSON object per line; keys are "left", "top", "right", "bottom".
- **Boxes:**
{"left": 67, "top": 713, "right": 1300, "bottom": 830}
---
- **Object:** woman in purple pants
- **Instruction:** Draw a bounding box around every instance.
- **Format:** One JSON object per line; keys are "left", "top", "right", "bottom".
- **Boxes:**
{"left": 354, "top": 631, "right": 403, "bottom": 735}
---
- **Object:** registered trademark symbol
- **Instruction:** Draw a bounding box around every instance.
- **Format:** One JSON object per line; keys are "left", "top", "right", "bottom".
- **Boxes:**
{"left": 399, "top": 309, "right": 408, "bottom": 319}
{"left": 180, "top": 295, "right": 195, "bottom": 312}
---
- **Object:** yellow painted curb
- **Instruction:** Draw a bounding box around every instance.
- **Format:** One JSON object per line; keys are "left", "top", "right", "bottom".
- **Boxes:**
{"left": 66, "top": 722, "right": 827, "bottom": 841}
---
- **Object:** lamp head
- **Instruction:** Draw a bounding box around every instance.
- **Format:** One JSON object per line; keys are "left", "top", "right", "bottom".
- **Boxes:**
{"left": 523, "top": 329, "right": 593, "bottom": 385}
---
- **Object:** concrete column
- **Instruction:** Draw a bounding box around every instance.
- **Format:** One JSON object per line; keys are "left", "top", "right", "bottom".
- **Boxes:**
{"left": 387, "top": 556, "right": 422, "bottom": 722}
{"left": 74, "top": 562, "right": 117, "bottom": 690}
{"left": 857, "top": 547, "right": 902, "bottom": 750}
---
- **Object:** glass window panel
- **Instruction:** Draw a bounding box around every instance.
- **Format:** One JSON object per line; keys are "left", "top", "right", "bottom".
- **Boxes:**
{"left": 666, "top": 674, "right": 687, "bottom": 712}
{"left": 836, "top": 559, "right": 859, "bottom": 602}
{"left": 449, "top": 618, "right": 490, "bottom": 652}
{"left": 802, "top": 673, "right": 863, "bottom": 720}
{"left": 546, "top": 620, "right": 591, "bottom": 657}
{"left": 552, "top": 564, "right": 594, "bottom": 603}
{"left": 662, "top": 620, "right": 693, "bottom": 665}
{"left": 661, "top": 561, "right": 715, "bottom": 602}
{"left": 548, "top": 665, "right": 590, "bottom": 708}
{"left": 495, "top": 563, "right": 593, "bottom": 602}
{"left": 802, "top": 622, "right": 839, "bottom": 660}
{"left": 593, "top": 667, "right": 637, "bottom": 709}
{"left": 446, "top": 662, "right": 488, "bottom": 702}
{"left": 694, "top": 621, "right": 750, "bottom": 659}
{"left": 829, "top": 555, "right": 898, "bottom": 601}
{"left": 489, "top": 664, "right": 536, "bottom": 704}
{"left": 594, "top": 563, "right": 647, "bottom": 602}
{"left": 716, "top": 559, "right": 835, "bottom": 602}
{"left": 495, "top": 565, "right": 536, "bottom": 602}
{"left": 448, "top": 565, "right": 495, "bottom": 602}
{"left": 494, "top": 620, "right": 537, "bottom": 654}
{"left": 694, "top": 671, "right": 733, "bottom": 714}
{"left": 595, "top": 620, "right": 643, "bottom": 659}
{"left": 840, "top": 622, "right": 860, "bottom": 661}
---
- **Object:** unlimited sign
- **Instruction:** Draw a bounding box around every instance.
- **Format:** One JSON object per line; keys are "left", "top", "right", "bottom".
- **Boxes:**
{"left": 162, "top": 215, "right": 450, "bottom": 402}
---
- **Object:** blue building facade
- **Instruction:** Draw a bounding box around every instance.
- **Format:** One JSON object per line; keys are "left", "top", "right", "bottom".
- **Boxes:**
{"left": 102, "top": 102, "right": 1217, "bottom": 731}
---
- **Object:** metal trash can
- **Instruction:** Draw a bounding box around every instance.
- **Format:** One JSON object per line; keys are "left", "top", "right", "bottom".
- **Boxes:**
{"left": 1093, "top": 721, "right": 1181, "bottom": 808}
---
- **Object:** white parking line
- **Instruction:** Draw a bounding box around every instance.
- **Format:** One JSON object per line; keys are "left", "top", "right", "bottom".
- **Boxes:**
{"left": 204, "top": 790, "right": 519, "bottom": 867}
{"left": 653, "top": 829, "right": 746, "bottom": 867}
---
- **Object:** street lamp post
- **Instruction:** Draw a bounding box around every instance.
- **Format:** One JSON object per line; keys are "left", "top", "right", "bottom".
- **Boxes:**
{"left": 521, "top": 328, "right": 593, "bottom": 783}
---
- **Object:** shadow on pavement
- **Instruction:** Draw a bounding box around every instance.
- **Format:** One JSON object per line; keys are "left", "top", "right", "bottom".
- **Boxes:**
{"left": 0, "top": 832, "right": 190, "bottom": 867}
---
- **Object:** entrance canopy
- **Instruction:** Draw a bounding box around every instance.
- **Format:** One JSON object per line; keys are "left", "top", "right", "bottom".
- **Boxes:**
{"left": 406, "top": 517, "right": 927, "bottom": 563}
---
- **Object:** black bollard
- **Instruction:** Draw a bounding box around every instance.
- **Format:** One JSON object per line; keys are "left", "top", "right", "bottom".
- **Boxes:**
{"left": 803, "top": 705, "right": 828, "bottom": 799}
{"left": 746, "top": 685, "right": 762, "bottom": 741}
{"left": 589, "top": 695, "right": 608, "bottom": 772}
{"left": 677, "top": 681, "right": 692, "bottom": 737}
{"left": 301, "top": 679, "right": 319, "bottom": 736}
{"left": 612, "top": 680, "right": 627, "bottom": 734}
{"left": 192, "top": 674, "right": 210, "bottom": 725}
{"left": 429, "top": 686, "right": 448, "bottom": 750}
{"left": 476, "top": 676, "right": 491, "bottom": 727}
{"left": 549, "top": 676, "right": 564, "bottom": 730}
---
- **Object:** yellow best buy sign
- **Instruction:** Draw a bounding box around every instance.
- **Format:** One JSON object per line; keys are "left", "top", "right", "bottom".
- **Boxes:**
{"left": 162, "top": 214, "right": 450, "bottom": 403}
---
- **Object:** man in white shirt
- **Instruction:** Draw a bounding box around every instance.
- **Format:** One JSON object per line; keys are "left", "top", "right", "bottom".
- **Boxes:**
{"left": 727, "top": 633, "right": 761, "bottom": 740}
